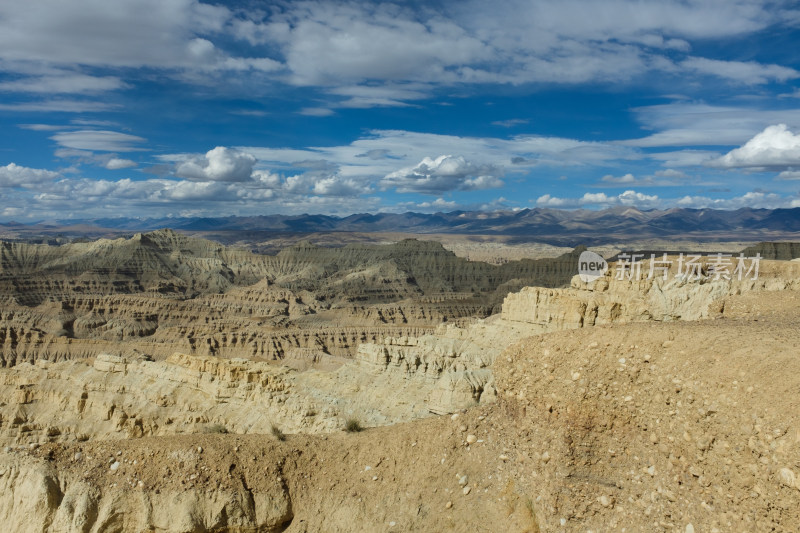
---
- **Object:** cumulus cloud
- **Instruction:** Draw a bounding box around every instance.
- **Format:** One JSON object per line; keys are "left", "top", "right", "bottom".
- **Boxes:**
{"left": 175, "top": 147, "right": 257, "bottom": 182}
{"left": 675, "top": 191, "right": 791, "bottom": 209}
{"left": 0, "top": 163, "right": 60, "bottom": 187}
{"left": 536, "top": 189, "right": 799, "bottom": 210}
{"left": 536, "top": 189, "right": 660, "bottom": 208}
{"left": 283, "top": 171, "right": 367, "bottom": 197}
{"left": 381, "top": 155, "right": 504, "bottom": 194}
{"left": 713, "top": 124, "right": 800, "bottom": 169}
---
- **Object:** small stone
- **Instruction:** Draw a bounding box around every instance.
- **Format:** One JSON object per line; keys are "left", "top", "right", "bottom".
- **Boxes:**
{"left": 372, "top": 476, "right": 378, "bottom": 481}
{"left": 560, "top": 518, "right": 567, "bottom": 526}
{"left": 458, "top": 475, "right": 468, "bottom": 486}
{"left": 685, "top": 524, "right": 695, "bottom": 533}
{"left": 462, "top": 486, "right": 471, "bottom": 495}
{"left": 466, "top": 435, "right": 477, "bottom": 444}
{"left": 599, "top": 495, "right": 613, "bottom": 508}
{"left": 624, "top": 395, "right": 633, "bottom": 402}
{"left": 459, "top": 425, "right": 467, "bottom": 432}
{"left": 779, "top": 468, "right": 797, "bottom": 489}
{"left": 110, "top": 461, "right": 120, "bottom": 472}
{"left": 197, "top": 446, "right": 203, "bottom": 453}
{"left": 499, "top": 454, "right": 509, "bottom": 461}
{"left": 389, "top": 522, "right": 396, "bottom": 527}
{"left": 450, "top": 413, "right": 459, "bottom": 421}
{"left": 649, "top": 434, "right": 659, "bottom": 444}
{"left": 541, "top": 451, "right": 551, "bottom": 463}
{"left": 73, "top": 452, "right": 83, "bottom": 461}
{"left": 571, "top": 372, "right": 581, "bottom": 381}
{"left": 445, "top": 501, "right": 453, "bottom": 509}
{"left": 647, "top": 465, "right": 656, "bottom": 476}
{"left": 364, "top": 465, "right": 372, "bottom": 471}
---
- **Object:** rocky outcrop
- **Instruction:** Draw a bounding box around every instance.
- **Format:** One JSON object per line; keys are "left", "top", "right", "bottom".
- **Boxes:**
{"left": 352, "top": 258, "right": 800, "bottom": 414}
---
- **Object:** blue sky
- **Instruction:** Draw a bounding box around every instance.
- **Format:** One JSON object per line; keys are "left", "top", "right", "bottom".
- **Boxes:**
{"left": 2, "top": 0, "right": 800, "bottom": 221}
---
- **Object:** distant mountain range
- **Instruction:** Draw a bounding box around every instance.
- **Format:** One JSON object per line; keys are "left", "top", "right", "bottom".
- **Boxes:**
{"left": 2, "top": 207, "right": 800, "bottom": 245}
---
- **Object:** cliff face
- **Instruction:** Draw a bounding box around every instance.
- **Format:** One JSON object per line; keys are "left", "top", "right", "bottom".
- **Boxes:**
{"left": 740, "top": 241, "right": 800, "bottom": 260}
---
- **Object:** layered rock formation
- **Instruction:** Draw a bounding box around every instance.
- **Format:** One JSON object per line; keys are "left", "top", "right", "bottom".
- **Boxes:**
{"left": 1, "top": 283, "right": 799, "bottom": 532}
{"left": 0, "top": 230, "right": 582, "bottom": 366}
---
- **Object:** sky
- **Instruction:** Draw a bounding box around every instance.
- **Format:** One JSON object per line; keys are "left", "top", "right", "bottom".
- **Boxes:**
{"left": 2, "top": 0, "right": 800, "bottom": 221}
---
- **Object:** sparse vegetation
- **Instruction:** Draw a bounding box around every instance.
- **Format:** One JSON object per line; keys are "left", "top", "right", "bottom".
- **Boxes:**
{"left": 271, "top": 424, "right": 286, "bottom": 441}
{"left": 205, "top": 424, "right": 229, "bottom": 434}
{"left": 344, "top": 418, "right": 363, "bottom": 433}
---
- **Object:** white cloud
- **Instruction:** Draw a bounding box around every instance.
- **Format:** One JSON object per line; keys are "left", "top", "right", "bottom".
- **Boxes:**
{"left": 283, "top": 172, "right": 367, "bottom": 197}
{"left": 675, "top": 191, "right": 791, "bottom": 209}
{"left": 105, "top": 158, "right": 137, "bottom": 170}
{"left": 0, "top": 73, "right": 127, "bottom": 94}
{"left": 251, "top": 170, "right": 281, "bottom": 188}
{"left": 50, "top": 130, "right": 147, "bottom": 152}
{"left": 1, "top": 207, "right": 25, "bottom": 218}
{"left": 623, "top": 103, "right": 800, "bottom": 148}
{"left": 601, "top": 173, "right": 636, "bottom": 184}
{"left": 269, "top": 2, "right": 490, "bottom": 86}
{"left": 492, "top": 119, "right": 529, "bottom": 128}
{"left": 777, "top": 170, "right": 800, "bottom": 180}
{"left": 329, "top": 84, "right": 430, "bottom": 108}
{"left": 536, "top": 189, "right": 799, "bottom": 210}
{"left": 536, "top": 189, "right": 660, "bottom": 208}
{"left": 681, "top": 57, "right": 799, "bottom": 84}
{"left": 382, "top": 155, "right": 504, "bottom": 194}
{"left": 713, "top": 124, "right": 800, "bottom": 169}
{"left": 175, "top": 147, "right": 257, "bottom": 182}
{"left": 0, "top": 163, "right": 60, "bottom": 187}
{"left": 240, "top": 129, "right": 639, "bottom": 190}
{"left": 0, "top": 0, "right": 793, "bottom": 114}
{"left": 0, "top": 0, "right": 260, "bottom": 71}
{"left": 0, "top": 100, "right": 118, "bottom": 113}
{"left": 654, "top": 169, "right": 687, "bottom": 178}
{"left": 299, "top": 107, "right": 336, "bottom": 117}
